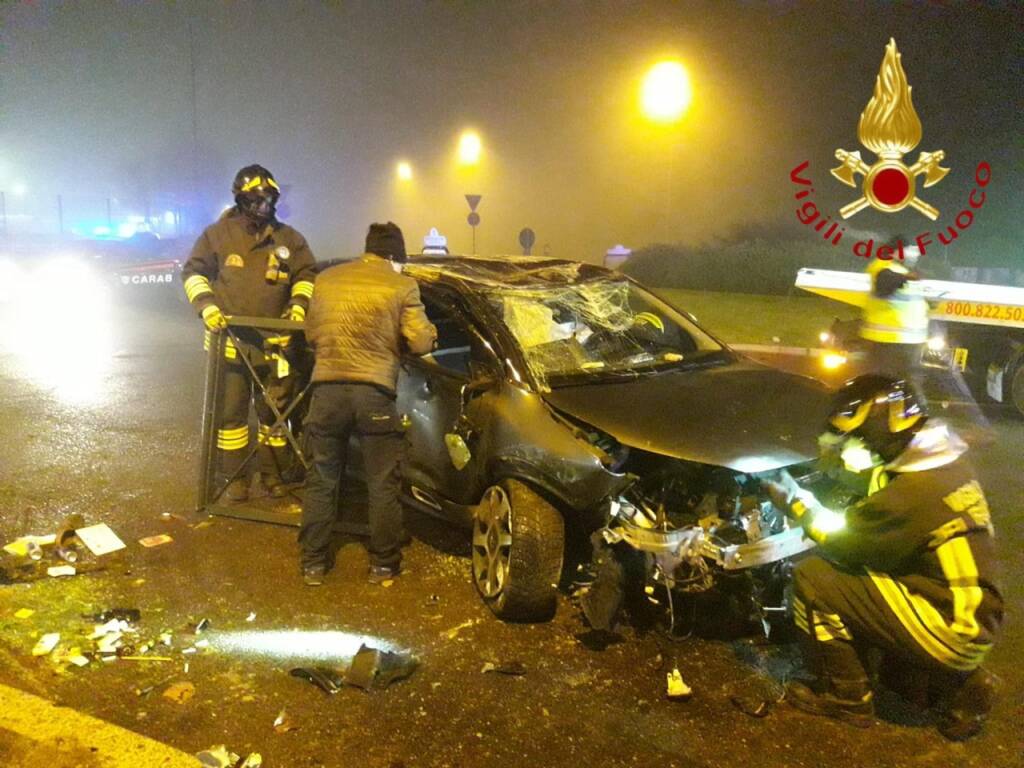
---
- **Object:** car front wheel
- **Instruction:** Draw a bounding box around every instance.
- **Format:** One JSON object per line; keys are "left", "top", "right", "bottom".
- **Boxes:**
{"left": 471, "top": 478, "right": 564, "bottom": 622}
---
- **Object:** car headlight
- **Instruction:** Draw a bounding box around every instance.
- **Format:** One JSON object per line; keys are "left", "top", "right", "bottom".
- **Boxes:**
{"left": 926, "top": 335, "right": 947, "bottom": 352}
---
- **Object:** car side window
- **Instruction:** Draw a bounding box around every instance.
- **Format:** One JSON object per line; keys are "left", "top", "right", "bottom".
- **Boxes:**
{"left": 420, "top": 291, "right": 473, "bottom": 376}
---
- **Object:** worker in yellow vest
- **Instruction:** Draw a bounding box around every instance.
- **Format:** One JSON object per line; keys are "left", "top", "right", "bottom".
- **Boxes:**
{"left": 859, "top": 253, "right": 929, "bottom": 390}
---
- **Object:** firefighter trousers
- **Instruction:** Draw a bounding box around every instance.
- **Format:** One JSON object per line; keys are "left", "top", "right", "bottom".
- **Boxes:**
{"left": 792, "top": 554, "right": 979, "bottom": 699}
{"left": 217, "top": 361, "right": 295, "bottom": 482}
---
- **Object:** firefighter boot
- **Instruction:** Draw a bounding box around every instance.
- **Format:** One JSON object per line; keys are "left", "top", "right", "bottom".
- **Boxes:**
{"left": 937, "top": 667, "right": 999, "bottom": 742}
{"left": 225, "top": 479, "right": 249, "bottom": 502}
{"left": 786, "top": 678, "right": 874, "bottom": 728}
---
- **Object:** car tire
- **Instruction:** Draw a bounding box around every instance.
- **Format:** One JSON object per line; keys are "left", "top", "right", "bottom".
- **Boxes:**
{"left": 1011, "top": 356, "right": 1024, "bottom": 418}
{"left": 471, "top": 478, "right": 564, "bottom": 622}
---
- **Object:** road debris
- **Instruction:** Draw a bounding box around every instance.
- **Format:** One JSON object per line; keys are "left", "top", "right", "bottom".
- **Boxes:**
{"left": 4, "top": 534, "right": 55, "bottom": 559}
{"left": 290, "top": 666, "right": 345, "bottom": 695}
{"left": 75, "top": 523, "right": 126, "bottom": 556}
{"left": 162, "top": 681, "right": 196, "bottom": 704}
{"left": 196, "top": 745, "right": 240, "bottom": 767}
{"left": 32, "top": 633, "right": 60, "bottom": 656}
{"left": 481, "top": 660, "right": 527, "bottom": 676}
{"left": 666, "top": 668, "right": 693, "bottom": 701}
{"left": 14, "top": 608, "right": 35, "bottom": 619}
{"left": 138, "top": 534, "right": 173, "bottom": 548}
{"left": 246, "top": 611, "right": 257, "bottom": 622}
{"left": 85, "top": 608, "right": 141, "bottom": 623}
{"left": 46, "top": 564, "right": 76, "bottom": 577}
{"left": 273, "top": 708, "right": 298, "bottom": 733}
{"left": 731, "top": 694, "right": 772, "bottom": 718}
{"left": 442, "top": 618, "right": 480, "bottom": 640}
{"left": 345, "top": 644, "right": 418, "bottom": 690}
{"left": 240, "top": 754, "right": 263, "bottom": 768}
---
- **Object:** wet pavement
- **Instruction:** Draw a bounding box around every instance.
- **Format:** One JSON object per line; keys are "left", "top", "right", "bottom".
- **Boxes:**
{"left": 0, "top": 294, "right": 1021, "bottom": 767}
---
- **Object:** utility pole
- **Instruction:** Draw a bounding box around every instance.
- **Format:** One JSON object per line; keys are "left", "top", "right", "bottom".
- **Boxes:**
{"left": 56, "top": 195, "right": 64, "bottom": 236}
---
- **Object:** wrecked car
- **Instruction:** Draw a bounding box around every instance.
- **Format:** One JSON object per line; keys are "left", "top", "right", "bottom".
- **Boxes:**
{"left": 393, "top": 256, "right": 830, "bottom": 623}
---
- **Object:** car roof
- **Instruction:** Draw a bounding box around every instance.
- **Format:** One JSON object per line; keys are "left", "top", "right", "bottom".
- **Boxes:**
{"left": 404, "top": 254, "right": 616, "bottom": 290}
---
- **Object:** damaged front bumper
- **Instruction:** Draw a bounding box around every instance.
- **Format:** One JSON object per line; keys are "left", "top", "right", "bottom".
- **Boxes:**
{"left": 602, "top": 520, "right": 816, "bottom": 571}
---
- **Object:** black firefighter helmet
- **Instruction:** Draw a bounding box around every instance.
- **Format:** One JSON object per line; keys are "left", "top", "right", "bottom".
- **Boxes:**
{"left": 827, "top": 374, "right": 927, "bottom": 463}
{"left": 232, "top": 164, "right": 281, "bottom": 223}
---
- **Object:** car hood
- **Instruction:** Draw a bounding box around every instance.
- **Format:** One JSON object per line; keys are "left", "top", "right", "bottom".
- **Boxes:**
{"left": 543, "top": 361, "right": 830, "bottom": 473}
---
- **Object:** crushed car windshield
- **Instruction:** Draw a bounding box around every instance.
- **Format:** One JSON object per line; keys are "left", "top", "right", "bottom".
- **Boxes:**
{"left": 486, "top": 278, "right": 724, "bottom": 389}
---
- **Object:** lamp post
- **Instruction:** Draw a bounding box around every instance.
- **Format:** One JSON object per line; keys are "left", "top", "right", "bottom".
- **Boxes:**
{"left": 640, "top": 61, "right": 693, "bottom": 241}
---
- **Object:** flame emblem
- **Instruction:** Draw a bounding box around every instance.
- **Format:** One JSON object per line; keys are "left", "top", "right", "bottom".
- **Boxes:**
{"left": 832, "top": 39, "right": 949, "bottom": 220}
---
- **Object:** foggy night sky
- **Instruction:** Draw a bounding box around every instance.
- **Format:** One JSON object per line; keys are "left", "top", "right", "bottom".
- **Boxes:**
{"left": 1, "top": 1, "right": 1021, "bottom": 263}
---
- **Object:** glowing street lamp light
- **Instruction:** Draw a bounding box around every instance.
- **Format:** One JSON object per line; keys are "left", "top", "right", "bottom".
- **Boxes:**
{"left": 641, "top": 61, "right": 692, "bottom": 123}
{"left": 396, "top": 161, "right": 413, "bottom": 181}
{"left": 457, "top": 130, "right": 482, "bottom": 166}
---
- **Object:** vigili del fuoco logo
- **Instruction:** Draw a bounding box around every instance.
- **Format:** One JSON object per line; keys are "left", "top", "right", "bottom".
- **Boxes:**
{"left": 789, "top": 38, "right": 992, "bottom": 261}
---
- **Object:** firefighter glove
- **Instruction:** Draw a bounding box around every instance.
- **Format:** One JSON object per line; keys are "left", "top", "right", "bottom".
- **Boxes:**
{"left": 202, "top": 304, "right": 228, "bottom": 331}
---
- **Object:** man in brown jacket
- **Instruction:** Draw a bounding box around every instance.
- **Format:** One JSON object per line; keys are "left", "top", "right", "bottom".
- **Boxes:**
{"left": 299, "top": 222, "right": 437, "bottom": 585}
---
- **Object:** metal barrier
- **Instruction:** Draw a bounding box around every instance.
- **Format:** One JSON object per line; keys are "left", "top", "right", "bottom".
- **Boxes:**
{"left": 195, "top": 315, "right": 371, "bottom": 535}
{"left": 196, "top": 315, "right": 310, "bottom": 525}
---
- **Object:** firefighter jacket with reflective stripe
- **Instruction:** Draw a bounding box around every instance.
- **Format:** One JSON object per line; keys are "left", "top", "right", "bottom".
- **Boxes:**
{"left": 860, "top": 262, "right": 929, "bottom": 344}
{"left": 182, "top": 209, "right": 317, "bottom": 320}
{"left": 305, "top": 254, "right": 437, "bottom": 393}
{"left": 791, "top": 457, "right": 1002, "bottom": 669}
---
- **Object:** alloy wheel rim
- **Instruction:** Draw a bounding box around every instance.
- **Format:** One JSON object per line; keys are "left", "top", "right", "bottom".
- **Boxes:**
{"left": 472, "top": 485, "right": 513, "bottom": 599}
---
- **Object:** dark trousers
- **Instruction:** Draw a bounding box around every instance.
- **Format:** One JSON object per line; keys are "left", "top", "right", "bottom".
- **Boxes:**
{"left": 793, "top": 555, "right": 975, "bottom": 696}
{"left": 299, "top": 382, "right": 404, "bottom": 570}
{"left": 219, "top": 363, "right": 294, "bottom": 479}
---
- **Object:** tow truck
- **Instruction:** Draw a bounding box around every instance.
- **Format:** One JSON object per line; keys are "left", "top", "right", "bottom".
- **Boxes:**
{"left": 796, "top": 267, "right": 1024, "bottom": 416}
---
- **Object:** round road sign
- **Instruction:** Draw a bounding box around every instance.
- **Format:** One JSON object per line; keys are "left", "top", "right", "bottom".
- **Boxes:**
{"left": 467, "top": 212, "right": 480, "bottom": 227}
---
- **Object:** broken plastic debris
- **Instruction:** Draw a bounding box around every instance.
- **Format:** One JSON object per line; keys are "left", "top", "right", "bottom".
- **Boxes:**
{"left": 194, "top": 618, "right": 211, "bottom": 634}
{"left": 138, "top": 534, "right": 173, "bottom": 548}
{"left": 273, "top": 708, "right": 298, "bottom": 733}
{"left": 290, "top": 666, "right": 344, "bottom": 695}
{"left": 4, "top": 535, "right": 55, "bottom": 558}
{"left": 162, "top": 681, "right": 196, "bottom": 704}
{"left": 246, "top": 611, "right": 257, "bottom": 622}
{"left": 442, "top": 619, "right": 480, "bottom": 640}
{"left": 46, "top": 565, "right": 76, "bottom": 578}
{"left": 75, "top": 524, "right": 126, "bottom": 556}
{"left": 240, "top": 755, "right": 263, "bottom": 768}
{"left": 14, "top": 608, "right": 35, "bottom": 619}
{"left": 32, "top": 633, "right": 60, "bottom": 656}
{"left": 481, "top": 661, "right": 527, "bottom": 676}
{"left": 85, "top": 608, "right": 141, "bottom": 624}
{"left": 666, "top": 668, "right": 692, "bottom": 701}
{"left": 196, "top": 745, "right": 240, "bottom": 768}
{"left": 345, "top": 644, "right": 418, "bottom": 690}
{"left": 54, "top": 546, "right": 78, "bottom": 563}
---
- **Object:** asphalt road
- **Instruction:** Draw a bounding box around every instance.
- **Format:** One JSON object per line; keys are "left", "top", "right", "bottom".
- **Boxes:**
{"left": 0, "top": 294, "right": 1020, "bottom": 768}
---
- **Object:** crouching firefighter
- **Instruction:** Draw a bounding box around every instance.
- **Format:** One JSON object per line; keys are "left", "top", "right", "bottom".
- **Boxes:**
{"left": 764, "top": 374, "right": 1002, "bottom": 740}
{"left": 182, "top": 164, "right": 317, "bottom": 501}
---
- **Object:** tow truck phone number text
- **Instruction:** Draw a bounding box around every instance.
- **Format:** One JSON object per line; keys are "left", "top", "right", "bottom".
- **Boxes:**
{"left": 938, "top": 301, "right": 1024, "bottom": 322}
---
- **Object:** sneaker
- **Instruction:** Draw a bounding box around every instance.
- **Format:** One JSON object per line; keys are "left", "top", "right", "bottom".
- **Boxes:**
{"left": 368, "top": 564, "right": 400, "bottom": 584}
{"left": 786, "top": 681, "right": 874, "bottom": 728}
{"left": 303, "top": 566, "right": 326, "bottom": 587}
{"left": 225, "top": 479, "right": 249, "bottom": 502}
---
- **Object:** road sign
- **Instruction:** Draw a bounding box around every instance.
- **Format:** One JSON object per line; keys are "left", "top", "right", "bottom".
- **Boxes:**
{"left": 467, "top": 212, "right": 480, "bottom": 227}
{"left": 518, "top": 227, "right": 535, "bottom": 255}
{"left": 465, "top": 194, "right": 482, "bottom": 212}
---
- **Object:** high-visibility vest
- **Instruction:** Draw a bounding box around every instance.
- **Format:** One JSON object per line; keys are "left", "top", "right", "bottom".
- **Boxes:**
{"left": 860, "top": 262, "right": 929, "bottom": 344}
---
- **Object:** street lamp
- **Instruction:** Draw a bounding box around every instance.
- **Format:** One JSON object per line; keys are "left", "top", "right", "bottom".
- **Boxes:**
{"left": 640, "top": 60, "right": 693, "bottom": 242}
{"left": 641, "top": 61, "right": 692, "bottom": 123}
{"left": 396, "top": 161, "right": 413, "bottom": 181}
{"left": 457, "top": 130, "right": 482, "bottom": 166}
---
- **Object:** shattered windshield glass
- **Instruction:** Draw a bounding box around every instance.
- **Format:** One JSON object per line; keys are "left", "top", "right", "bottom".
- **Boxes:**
{"left": 486, "top": 278, "right": 724, "bottom": 389}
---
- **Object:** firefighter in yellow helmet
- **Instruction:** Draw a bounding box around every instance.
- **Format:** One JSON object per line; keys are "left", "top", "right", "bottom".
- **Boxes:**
{"left": 764, "top": 375, "right": 1002, "bottom": 740}
{"left": 181, "top": 165, "right": 317, "bottom": 501}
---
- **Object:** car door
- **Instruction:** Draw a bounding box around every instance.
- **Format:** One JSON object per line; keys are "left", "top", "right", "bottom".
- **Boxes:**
{"left": 397, "top": 286, "right": 494, "bottom": 508}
